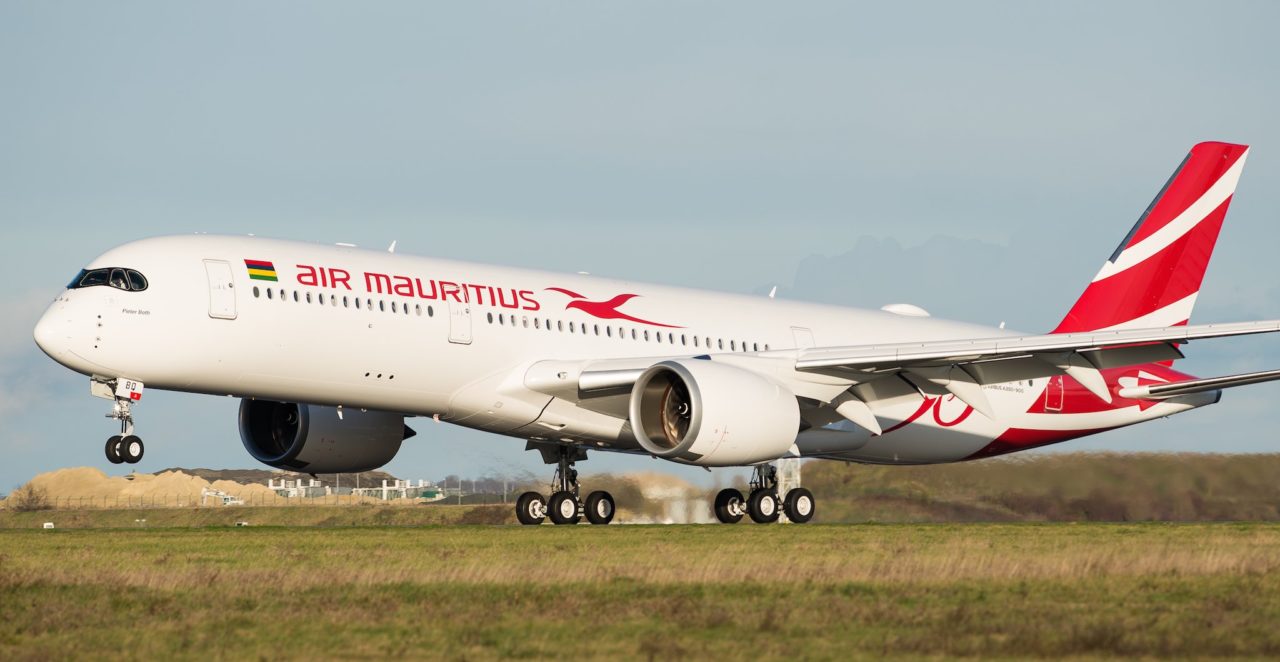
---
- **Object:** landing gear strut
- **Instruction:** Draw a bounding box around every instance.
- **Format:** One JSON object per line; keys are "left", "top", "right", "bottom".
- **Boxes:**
{"left": 713, "top": 463, "right": 815, "bottom": 524}
{"left": 99, "top": 378, "right": 145, "bottom": 465}
{"left": 517, "top": 442, "right": 615, "bottom": 526}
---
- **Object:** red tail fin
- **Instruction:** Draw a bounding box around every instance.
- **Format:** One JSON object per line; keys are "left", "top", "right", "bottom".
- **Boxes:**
{"left": 1053, "top": 141, "right": 1249, "bottom": 334}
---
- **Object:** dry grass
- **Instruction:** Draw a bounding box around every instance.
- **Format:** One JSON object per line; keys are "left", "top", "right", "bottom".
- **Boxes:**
{"left": 805, "top": 452, "right": 1280, "bottom": 522}
{"left": 3, "top": 523, "right": 1280, "bottom": 659}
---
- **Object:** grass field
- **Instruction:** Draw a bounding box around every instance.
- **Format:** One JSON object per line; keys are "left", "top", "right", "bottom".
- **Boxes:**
{"left": 3, "top": 522, "right": 1280, "bottom": 660}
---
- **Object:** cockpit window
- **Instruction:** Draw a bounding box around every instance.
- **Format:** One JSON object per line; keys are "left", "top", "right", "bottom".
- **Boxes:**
{"left": 126, "top": 270, "right": 148, "bottom": 291}
{"left": 69, "top": 268, "right": 149, "bottom": 292}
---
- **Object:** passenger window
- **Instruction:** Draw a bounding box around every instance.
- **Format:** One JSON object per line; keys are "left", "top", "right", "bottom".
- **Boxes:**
{"left": 305, "top": 292, "right": 312, "bottom": 303}
{"left": 428, "top": 305, "right": 434, "bottom": 317}
{"left": 487, "top": 312, "right": 494, "bottom": 324}
{"left": 379, "top": 301, "right": 386, "bottom": 312}
{"left": 731, "top": 340, "right": 737, "bottom": 351}
{"left": 267, "top": 289, "right": 274, "bottom": 300}
{"left": 558, "top": 320, "right": 564, "bottom": 332}
{"left": 569, "top": 321, "right": 576, "bottom": 333}
{"left": 644, "top": 330, "right": 650, "bottom": 341}
{"left": 535, "top": 318, "right": 542, "bottom": 330}
{"left": 355, "top": 298, "right": 362, "bottom": 309}
{"left": 293, "top": 291, "right": 299, "bottom": 303}
{"left": 391, "top": 301, "right": 398, "bottom": 313}
{"left": 693, "top": 337, "right": 699, "bottom": 347}
{"left": 416, "top": 304, "right": 423, "bottom": 316}
{"left": 681, "top": 334, "right": 687, "bottom": 346}
{"left": 253, "top": 286, "right": 260, "bottom": 298}
{"left": 718, "top": 339, "right": 724, "bottom": 350}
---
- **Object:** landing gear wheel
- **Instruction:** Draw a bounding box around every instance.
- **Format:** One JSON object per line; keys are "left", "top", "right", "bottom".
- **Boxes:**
{"left": 515, "top": 491, "right": 547, "bottom": 525}
{"left": 714, "top": 488, "right": 746, "bottom": 524}
{"left": 548, "top": 490, "right": 581, "bottom": 525}
{"left": 748, "top": 489, "right": 780, "bottom": 524}
{"left": 783, "top": 487, "right": 815, "bottom": 523}
{"left": 105, "top": 436, "right": 124, "bottom": 464}
{"left": 584, "top": 491, "right": 615, "bottom": 525}
{"left": 119, "top": 435, "right": 144, "bottom": 464}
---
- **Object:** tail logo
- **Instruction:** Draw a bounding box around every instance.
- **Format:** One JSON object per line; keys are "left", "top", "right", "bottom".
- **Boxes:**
{"left": 545, "top": 288, "right": 682, "bottom": 328}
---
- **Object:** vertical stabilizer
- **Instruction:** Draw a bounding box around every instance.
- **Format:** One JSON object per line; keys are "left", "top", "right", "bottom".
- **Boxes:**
{"left": 1054, "top": 142, "right": 1249, "bottom": 334}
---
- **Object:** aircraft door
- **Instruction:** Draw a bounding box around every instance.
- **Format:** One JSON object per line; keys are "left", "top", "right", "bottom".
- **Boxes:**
{"left": 203, "top": 260, "right": 237, "bottom": 320}
{"left": 1045, "top": 375, "right": 1064, "bottom": 412}
{"left": 448, "top": 300, "right": 472, "bottom": 344}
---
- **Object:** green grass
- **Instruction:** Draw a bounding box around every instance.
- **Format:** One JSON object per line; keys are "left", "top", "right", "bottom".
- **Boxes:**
{"left": 4, "top": 523, "right": 1280, "bottom": 659}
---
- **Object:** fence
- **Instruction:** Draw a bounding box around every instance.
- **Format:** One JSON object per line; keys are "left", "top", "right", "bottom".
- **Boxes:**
{"left": 3, "top": 492, "right": 517, "bottom": 510}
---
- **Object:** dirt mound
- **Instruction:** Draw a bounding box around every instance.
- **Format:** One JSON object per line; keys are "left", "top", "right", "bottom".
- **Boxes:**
{"left": 28, "top": 467, "right": 276, "bottom": 502}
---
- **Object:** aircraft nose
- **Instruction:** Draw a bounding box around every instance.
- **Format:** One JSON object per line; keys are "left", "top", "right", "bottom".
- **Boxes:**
{"left": 33, "top": 303, "right": 68, "bottom": 360}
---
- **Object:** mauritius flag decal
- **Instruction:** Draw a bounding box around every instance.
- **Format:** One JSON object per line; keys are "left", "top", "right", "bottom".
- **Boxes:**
{"left": 244, "top": 259, "right": 278, "bottom": 282}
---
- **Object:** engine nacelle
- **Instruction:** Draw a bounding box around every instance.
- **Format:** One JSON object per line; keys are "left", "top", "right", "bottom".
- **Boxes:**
{"left": 629, "top": 360, "right": 800, "bottom": 466}
{"left": 238, "top": 400, "right": 414, "bottom": 473}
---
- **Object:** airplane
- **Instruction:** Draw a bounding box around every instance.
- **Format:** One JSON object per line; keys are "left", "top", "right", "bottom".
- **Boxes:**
{"left": 32, "top": 141, "right": 1280, "bottom": 526}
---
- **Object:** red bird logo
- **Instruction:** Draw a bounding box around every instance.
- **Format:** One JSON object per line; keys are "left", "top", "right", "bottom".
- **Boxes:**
{"left": 546, "top": 288, "right": 682, "bottom": 328}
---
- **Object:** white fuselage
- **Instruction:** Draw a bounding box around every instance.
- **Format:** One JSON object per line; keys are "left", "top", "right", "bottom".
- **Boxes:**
{"left": 34, "top": 235, "right": 1204, "bottom": 466}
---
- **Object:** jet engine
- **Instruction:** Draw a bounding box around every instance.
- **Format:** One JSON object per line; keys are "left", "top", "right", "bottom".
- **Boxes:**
{"left": 238, "top": 400, "right": 415, "bottom": 473}
{"left": 628, "top": 360, "right": 800, "bottom": 466}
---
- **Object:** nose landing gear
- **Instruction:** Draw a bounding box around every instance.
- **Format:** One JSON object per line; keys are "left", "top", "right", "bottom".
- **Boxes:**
{"left": 97, "top": 378, "right": 145, "bottom": 464}
{"left": 517, "top": 441, "right": 615, "bottom": 526}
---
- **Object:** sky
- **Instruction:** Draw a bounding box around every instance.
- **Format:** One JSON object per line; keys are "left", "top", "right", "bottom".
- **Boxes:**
{"left": 2, "top": 1, "right": 1279, "bottom": 492}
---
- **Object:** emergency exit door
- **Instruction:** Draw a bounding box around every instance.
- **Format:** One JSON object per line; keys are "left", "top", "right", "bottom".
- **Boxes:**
{"left": 203, "top": 260, "right": 237, "bottom": 320}
{"left": 448, "top": 301, "right": 473, "bottom": 344}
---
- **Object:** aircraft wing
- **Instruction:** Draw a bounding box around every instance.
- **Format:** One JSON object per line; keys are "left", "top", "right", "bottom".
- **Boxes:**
{"left": 1117, "top": 368, "right": 1280, "bottom": 400}
{"left": 795, "top": 320, "right": 1280, "bottom": 374}
{"left": 525, "top": 319, "right": 1280, "bottom": 433}
{"left": 783, "top": 319, "right": 1280, "bottom": 421}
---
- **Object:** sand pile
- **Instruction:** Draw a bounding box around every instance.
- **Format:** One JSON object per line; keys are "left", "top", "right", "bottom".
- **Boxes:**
{"left": 28, "top": 467, "right": 277, "bottom": 503}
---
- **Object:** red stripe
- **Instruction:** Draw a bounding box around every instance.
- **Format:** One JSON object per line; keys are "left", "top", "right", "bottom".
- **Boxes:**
{"left": 1126, "top": 142, "right": 1247, "bottom": 246}
{"left": 244, "top": 260, "right": 275, "bottom": 270}
{"left": 1053, "top": 196, "right": 1230, "bottom": 333}
{"left": 964, "top": 427, "right": 1111, "bottom": 460}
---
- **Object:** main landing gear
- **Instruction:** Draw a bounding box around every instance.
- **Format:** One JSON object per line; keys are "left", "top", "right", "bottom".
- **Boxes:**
{"left": 714, "top": 464, "right": 814, "bottom": 525}
{"left": 516, "top": 442, "right": 615, "bottom": 526}
{"left": 98, "top": 378, "right": 145, "bottom": 465}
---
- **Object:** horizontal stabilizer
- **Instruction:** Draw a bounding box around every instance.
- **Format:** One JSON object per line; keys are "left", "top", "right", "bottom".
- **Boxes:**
{"left": 1118, "top": 368, "right": 1280, "bottom": 400}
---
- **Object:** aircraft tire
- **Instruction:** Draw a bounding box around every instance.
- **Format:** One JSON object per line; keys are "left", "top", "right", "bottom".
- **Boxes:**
{"left": 548, "top": 490, "right": 581, "bottom": 525}
{"left": 120, "top": 435, "right": 144, "bottom": 464}
{"left": 783, "top": 488, "right": 815, "bottom": 523}
{"left": 105, "top": 436, "right": 124, "bottom": 464}
{"left": 713, "top": 488, "right": 745, "bottom": 524}
{"left": 584, "top": 490, "right": 615, "bottom": 525}
{"left": 515, "top": 491, "right": 547, "bottom": 525}
{"left": 747, "top": 489, "right": 780, "bottom": 524}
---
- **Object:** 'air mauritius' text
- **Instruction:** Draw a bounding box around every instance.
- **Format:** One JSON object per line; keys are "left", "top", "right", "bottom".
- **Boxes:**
{"left": 295, "top": 265, "right": 540, "bottom": 311}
